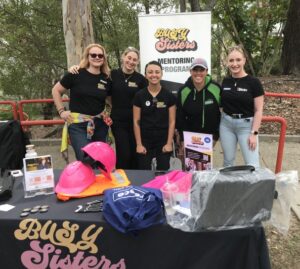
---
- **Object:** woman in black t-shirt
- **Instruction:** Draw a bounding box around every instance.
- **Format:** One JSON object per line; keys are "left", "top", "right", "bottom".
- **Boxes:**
{"left": 220, "top": 45, "right": 264, "bottom": 167}
{"left": 133, "top": 61, "right": 176, "bottom": 170}
{"left": 109, "top": 47, "right": 147, "bottom": 169}
{"left": 69, "top": 47, "right": 147, "bottom": 169}
{"left": 52, "top": 43, "right": 112, "bottom": 161}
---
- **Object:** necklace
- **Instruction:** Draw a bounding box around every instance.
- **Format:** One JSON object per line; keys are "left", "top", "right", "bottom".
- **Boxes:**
{"left": 232, "top": 77, "right": 239, "bottom": 87}
{"left": 123, "top": 71, "right": 134, "bottom": 83}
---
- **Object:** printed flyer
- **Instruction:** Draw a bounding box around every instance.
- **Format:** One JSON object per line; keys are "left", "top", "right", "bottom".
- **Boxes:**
{"left": 23, "top": 155, "right": 54, "bottom": 197}
{"left": 183, "top": 131, "right": 213, "bottom": 171}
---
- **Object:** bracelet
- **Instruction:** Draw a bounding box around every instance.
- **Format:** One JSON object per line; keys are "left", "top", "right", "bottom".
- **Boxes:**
{"left": 58, "top": 107, "right": 65, "bottom": 114}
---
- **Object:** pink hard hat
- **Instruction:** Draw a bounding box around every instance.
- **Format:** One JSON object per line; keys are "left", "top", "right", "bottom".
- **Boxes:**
{"left": 55, "top": 161, "right": 96, "bottom": 194}
{"left": 82, "top": 142, "right": 116, "bottom": 178}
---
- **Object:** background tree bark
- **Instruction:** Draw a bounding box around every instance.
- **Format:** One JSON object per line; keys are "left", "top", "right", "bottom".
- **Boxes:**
{"left": 189, "top": 0, "right": 201, "bottom": 11}
{"left": 281, "top": 0, "right": 300, "bottom": 75}
{"left": 180, "top": 0, "right": 186, "bottom": 12}
{"left": 62, "top": 0, "right": 94, "bottom": 68}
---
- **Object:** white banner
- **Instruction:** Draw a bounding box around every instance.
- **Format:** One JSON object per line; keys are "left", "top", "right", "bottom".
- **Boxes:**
{"left": 138, "top": 12, "right": 211, "bottom": 84}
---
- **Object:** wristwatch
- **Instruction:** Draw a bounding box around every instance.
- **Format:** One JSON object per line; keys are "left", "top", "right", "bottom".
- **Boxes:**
{"left": 251, "top": 130, "right": 259, "bottom": 135}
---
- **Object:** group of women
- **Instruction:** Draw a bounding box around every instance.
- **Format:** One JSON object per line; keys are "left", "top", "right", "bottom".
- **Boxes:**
{"left": 52, "top": 43, "right": 264, "bottom": 171}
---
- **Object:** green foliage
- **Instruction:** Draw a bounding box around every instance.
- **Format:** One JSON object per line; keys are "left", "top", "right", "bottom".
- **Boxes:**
{"left": 213, "top": 0, "right": 289, "bottom": 76}
{"left": 0, "top": 0, "right": 291, "bottom": 107}
{"left": 92, "top": 0, "right": 142, "bottom": 69}
{"left": 0, "top": 0, "right": 66, "bottom": 100}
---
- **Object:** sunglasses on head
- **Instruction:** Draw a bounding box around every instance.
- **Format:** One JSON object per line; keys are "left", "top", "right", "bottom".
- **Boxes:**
{"left": 89, "top": 53, "right": 104, "bottom": 59}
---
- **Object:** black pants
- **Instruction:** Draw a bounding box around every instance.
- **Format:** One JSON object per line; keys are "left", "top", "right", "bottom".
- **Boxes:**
{"left": 137, "top": 129, "right": 171, "bottom": 171}
{"left": 111, "top": 123, "right": 137, "bottom": 169}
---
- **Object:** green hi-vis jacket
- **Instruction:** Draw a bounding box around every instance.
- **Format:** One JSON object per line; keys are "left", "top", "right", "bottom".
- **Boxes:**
{"left": 176, "top": 75, "right": 221, "bottom": 141}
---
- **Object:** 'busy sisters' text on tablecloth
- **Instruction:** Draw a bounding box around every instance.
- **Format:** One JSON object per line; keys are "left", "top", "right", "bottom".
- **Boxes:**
{"left": 14, "top": 218, "right": 126, "bottom": 269}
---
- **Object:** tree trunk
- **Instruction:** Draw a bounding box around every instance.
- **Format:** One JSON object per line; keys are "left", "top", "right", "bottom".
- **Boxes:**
{"left": 62, "top": 0, "right": 94, "bottom": 68}
{"left": 189, "top": 0, "right": 201, "bottom": 11}
{"left": 281, "top": 0, "right": 300, "bottom": 75}
{"left": 180, "top": 0, "right": 186, "bottom": 12}
{"left": 144, "top": 0, "right": 150, "bottom": 14}
{"left": 204, "top": 0, "right": 217, "bottom": 11}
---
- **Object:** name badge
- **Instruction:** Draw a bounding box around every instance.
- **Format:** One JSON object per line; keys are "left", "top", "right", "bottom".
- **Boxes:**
{"left": 98, "top": 83, "right": 106, "bottom": 90}
{"left": 157, "top": 102, "right": 166, "bottom": 108}
{"left": 205, "top": 99, "right": 213, "bottom": 105}
{"left": 128, "top": 82, "right": 138, "bottom": 87}
{"left": 99, "top": 79, "right": 107, "bottom": 84}
{"left": 223, "top": 87, "right": 231, "bottom": 91}
{"left": 237, "top": 87, "right": 248, "bottom": 92}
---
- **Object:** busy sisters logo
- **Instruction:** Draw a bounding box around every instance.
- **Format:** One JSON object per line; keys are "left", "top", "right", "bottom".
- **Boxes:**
{"left": 191, "top": 136, "right": 204, "bottom": 145}
{"left": 14, "top": 218, "right": 126, "bottom": 269}
{"left": 154, "top": 28, "right": 197, "bottom": 53}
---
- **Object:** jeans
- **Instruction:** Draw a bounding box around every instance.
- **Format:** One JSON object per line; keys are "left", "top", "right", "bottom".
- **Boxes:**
{"left": 219, "top": 112, "right": 260, "bottom": 167}
{"left": 68, "top": 118, "right": 108, "bottom": 161}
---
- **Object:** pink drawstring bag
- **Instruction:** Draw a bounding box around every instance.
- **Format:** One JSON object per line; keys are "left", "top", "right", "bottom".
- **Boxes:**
{"left": 142, "top": 170, "right": 192, "bottom": 193}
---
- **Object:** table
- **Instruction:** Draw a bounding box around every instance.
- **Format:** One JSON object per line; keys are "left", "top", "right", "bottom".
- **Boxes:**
{"left": 0, "top": 170, "right": 271, "bottom": 269}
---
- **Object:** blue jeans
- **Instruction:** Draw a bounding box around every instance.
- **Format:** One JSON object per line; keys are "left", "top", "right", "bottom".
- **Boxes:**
{"left": 219, "top": 112, "right": 260, "bottom": 167}
{"left": 68, "top": 118, "right": 108, "bottom": 161}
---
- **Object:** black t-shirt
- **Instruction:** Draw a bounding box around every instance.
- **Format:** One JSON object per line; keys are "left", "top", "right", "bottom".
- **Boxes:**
{"left": 111, "top": 69, "right": 147, "bottom": 125}
{"left": 60, "top": 69, "right": 112, "bottom": 116}
{"left": 221, "top": 75, "right": 264, "bottom": 117}
{"left": 133, "top": 87, "right": 176, "bottom": 131}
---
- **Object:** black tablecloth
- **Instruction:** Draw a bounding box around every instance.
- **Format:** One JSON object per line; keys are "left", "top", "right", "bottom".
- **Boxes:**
{"left": 0, "top": 170, "right": 271, "bottom": 269}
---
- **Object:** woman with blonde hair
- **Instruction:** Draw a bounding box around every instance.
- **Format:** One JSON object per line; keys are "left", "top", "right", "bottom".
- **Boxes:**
{"left": 52, "top": 43, "right": 112, "bottom": 161}
{"left": 109, "top": 47, "right": 147, "bottom": 169}
{"left": 220, "top": 45, "right": 264, "bottom": 167}
{"left": 69, "top": 46, "right": 147, "bottom": 169}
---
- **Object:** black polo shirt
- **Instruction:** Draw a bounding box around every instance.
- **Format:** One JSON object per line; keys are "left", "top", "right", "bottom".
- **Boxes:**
{"left": 60, "top": 68, "right": 112, "bottom": 116}
{"left": 221, "top": 75, "right": 264, "bottom": 117}
{"left": 133, "top": 87, "right": 176, "bottom": 131}
{"left": 111, "top": 68, "right": 147, "bottom": 125}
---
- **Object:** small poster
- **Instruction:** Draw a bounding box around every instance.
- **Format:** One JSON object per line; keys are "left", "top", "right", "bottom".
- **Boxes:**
{"left": 23, "top": 155, "right": 55, "bottom": 198}
{"left": 183, "top": 131, "right": 213, "bottom": 171}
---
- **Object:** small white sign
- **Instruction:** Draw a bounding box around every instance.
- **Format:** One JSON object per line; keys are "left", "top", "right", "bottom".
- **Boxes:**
{"left": 22, "top": 155, "right": 55, "bottom": 198}
{"left": 0, "top": 204, "right": 15, "bottom": 211}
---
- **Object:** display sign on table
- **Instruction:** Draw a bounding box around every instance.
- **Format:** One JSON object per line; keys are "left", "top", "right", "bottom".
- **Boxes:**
{"left": 22, "top": 155, "right": 54, "bottom": 198}
{"left": 183, "top": 131, "right": 213, "bottom": 171}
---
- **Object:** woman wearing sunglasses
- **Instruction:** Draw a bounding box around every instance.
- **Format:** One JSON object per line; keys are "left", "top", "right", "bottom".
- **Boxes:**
{"left": 52, "top": 43, "right": 112, "bottom": 161}
{"left": 69, "top": 47, "right": 147, "bottom": 169}
{"left": 133, "top": 61, "right": 176, "bottom": 170}
{"left": 176, "top": 58, "right": 221, "bottom": 155}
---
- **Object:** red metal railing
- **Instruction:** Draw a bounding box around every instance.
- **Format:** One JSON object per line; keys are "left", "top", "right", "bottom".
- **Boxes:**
{"left": 265, "top": 92, "right": 300, "bottom": 99}
{"left": 261, "top": 116, "right": 287, "bottom": 173}
{"left": 18, "top": 98, "right": 69, "bottom": 123}
{"left": 0, "top": 101, "right": 18, "bottom": 120}
{"left": 0, "top": 92, "right": 298, "bottom": 173}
